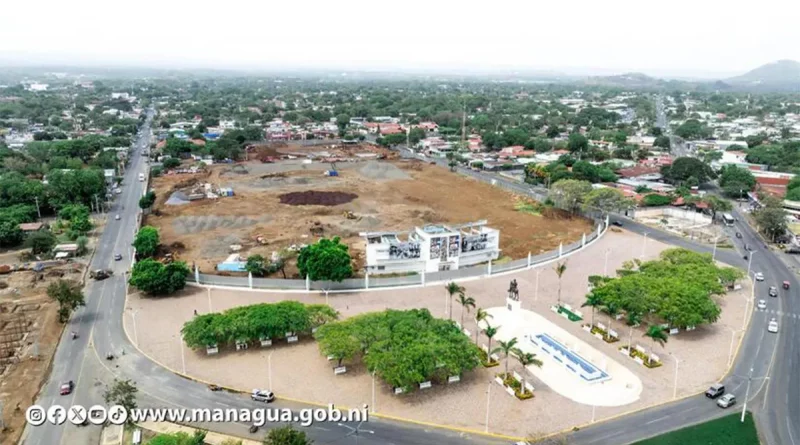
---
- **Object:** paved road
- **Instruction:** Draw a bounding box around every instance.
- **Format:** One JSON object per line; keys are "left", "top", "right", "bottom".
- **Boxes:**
{"left": 23, "top": 135, "right": 793, "bottom": 445}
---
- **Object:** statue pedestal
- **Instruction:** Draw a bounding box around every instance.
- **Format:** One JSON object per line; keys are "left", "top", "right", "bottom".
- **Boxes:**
{"left": 506, "top": 297, "right": 521, "bottom": 312}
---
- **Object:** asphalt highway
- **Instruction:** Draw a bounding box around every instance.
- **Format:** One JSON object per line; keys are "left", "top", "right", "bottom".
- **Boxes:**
{"left": 20, "top": 135, "right": 795, "bottom": 445}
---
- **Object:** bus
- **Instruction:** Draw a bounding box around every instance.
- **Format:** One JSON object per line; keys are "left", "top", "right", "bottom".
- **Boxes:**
{"left": 722, "top": 213, "right": 735, "bottom": 226}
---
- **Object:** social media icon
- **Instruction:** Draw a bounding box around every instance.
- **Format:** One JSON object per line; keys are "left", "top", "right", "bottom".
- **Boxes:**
{"left": 68, "top": 405, "right": 87, "bottom": 425}
{"left": 25, "top": 405, "right": 46, "bottom": 426}
{"left": 107, "top": 405, "right": 128, "bottom": 425}
{"left": 88, "top": 405, "right": 107, "bottom": 425}
{"left": 47, "top": 405, "right": 67, "bottom": 425}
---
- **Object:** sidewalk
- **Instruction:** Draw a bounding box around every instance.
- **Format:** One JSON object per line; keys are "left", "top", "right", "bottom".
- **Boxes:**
{"left": 138, "top": 421, "right": 261, "bottom": 445}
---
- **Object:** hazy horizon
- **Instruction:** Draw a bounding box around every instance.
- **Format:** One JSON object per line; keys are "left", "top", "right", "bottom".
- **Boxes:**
{"left": 2, "top": 0, "right": 799, "bottom": 80}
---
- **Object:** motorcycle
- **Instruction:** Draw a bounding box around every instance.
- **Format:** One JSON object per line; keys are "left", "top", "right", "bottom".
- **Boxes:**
{"left": 71, "top": 332, "right": 78, "bottom": 340}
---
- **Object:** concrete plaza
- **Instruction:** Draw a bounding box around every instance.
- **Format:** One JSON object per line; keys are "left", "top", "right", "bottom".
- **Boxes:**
{"left": 124, "top": 230, "right": 751, "bottom": 437}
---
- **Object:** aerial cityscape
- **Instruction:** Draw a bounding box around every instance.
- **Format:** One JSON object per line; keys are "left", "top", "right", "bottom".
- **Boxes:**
{"left": 2, "top": 4, "right": 800, "bottom": 445}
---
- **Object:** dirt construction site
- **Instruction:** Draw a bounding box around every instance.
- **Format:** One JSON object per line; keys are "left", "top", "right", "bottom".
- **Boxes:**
{"left": 146, "top": 142, "right": 593, "bottom": 276}
{"left": 0, "top": 251, "right": 83, "bottom": 444}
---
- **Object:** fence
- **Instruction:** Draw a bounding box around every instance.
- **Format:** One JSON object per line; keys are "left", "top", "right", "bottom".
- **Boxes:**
{"left": 186, "top": 150, "right": 609, "bottom": 292}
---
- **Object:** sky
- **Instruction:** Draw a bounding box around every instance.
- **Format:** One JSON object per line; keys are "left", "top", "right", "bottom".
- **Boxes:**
{"left": 2, "top": 0, "right": 799, "bottom": 78}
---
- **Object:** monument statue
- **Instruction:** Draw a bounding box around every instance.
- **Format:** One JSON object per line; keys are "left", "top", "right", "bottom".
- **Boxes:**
{"left": 508, "top": 279, "right": 519, "bottom": 301}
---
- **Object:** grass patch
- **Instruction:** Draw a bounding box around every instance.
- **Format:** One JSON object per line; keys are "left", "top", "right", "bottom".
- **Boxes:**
{"left": 589, "top": 325, "right": 620, "bottom": 343}
{"left": 620, "top": 345, "right": 663, "bottom": 368}
{"left": 514, "top": 199, "right": 542, "bottom": 216}
{"left": 632, "top": 412, "right": 759, "bottom": 445}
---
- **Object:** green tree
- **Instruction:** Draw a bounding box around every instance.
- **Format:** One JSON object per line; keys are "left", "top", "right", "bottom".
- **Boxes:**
{"left": 444, "top": 281, "right": 465, "bottom": 321}
{"left": 129, "top": 259, "right": 190, "bottom": 295}
{"left": 642, "top": 194, "right": 673, "bottom": 207}
{"left": 567, "top": 133, "right": 589, "bottom": 155}
{"left": 484, "top": 324, "right": 499, "bottom": 361}
{"left": 297, "top": 237, "right": 353, "bottom": 282}
{"left": 76, "top": 235, "right": 89, "bottom": 256}
{"left": 653, "top": 135, "right": 671, "bottom": 149}
{"left": 47, "top": 279, "right": 85, "bottom": 322}
{"left": 458, "top": 294, "right": 476, "bottom": 328}
{"left": 104, "top": 379, "right": 138, "bottom": 426}
{"left": 643, "top": 325, "right": 668, "bottom": 365}
{"left": 245, "top": 255, "right": 267, "bottom": 276}
{"left": 703, "top": 195, "right": 733, "bottom": 223}
{"left": 263, "top": 425, "right": 313, "bottom": 445}
{"left": 474, "top": 307, "right": 492, "bottom": 343}
{"left": 147, "top": 431, "right": 207, "bottom": 445}
{"left": 25, "top": 229, "right": 57, "bottom": 255}
{"left": 554, "top": 261, "right": 568, "bottom": 307}
{"left": 163, "top": 157, "right": 181, "bottom": 169}
{"left": 583, "top": 187, "right": 634, "bottom": 215}
{"left": 0, "top": 219, "right": 24, "bottom": 247}
{"left": 548, "top": 179, "right": 593, "bottom": 213}
{"left": 314, "top": 321, "right": 360, "bottom": 367}
{"left": 754, "top": 196, "right": 788, "bottom": 242}
{"left": 674, "top": 119, "right": 711, "bottom": 139}
{"left": 491, "top": 337, "right": 519, "bottom": 377}
{"left": 133, "top": 226, "right": 160, "bottom": 258}
{"left": 660, "top": 157, "right": 716, "bottom": 185}
{"left": 139, "top": 191, "right": 157, "bottom": 209}
{"left": 582, "top": 293, "right": 604, "bottom": 327}
{"left": 68, "top": 212, "right": 92, "bottom": 238}
{"left": 719, "top": 165, "right": 756, "bottom": 198}
{"left": 513, "top": 349, "right": 543, "bottom": 394}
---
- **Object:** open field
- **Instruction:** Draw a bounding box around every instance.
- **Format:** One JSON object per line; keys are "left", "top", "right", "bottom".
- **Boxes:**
{"left": 147, "top": 156, "right": 592, "bottom": 275}
{"left": 632, "top": 412, "right": 759, "bottom": 445}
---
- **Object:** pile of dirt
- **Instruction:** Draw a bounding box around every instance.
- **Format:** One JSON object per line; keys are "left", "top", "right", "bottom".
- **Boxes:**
{"left": 166, "top": 191, "right": 190, "bottom": 206}
{"left": 358, "top": 161, "right": 410, "bottom": 181}
{"left": 279, "top": 191, "right": 358, "bottom": 206}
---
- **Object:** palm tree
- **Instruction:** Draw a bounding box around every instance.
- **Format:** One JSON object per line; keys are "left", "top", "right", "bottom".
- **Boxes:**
{"left": 643, "top": 325, "right": 668, "bottom": 365}
{"left": 604, "top": 302, "right": 620, "bottom": 337}
{"left": 485, "top": 324, "right": 500, "bottom": 362}
{"left": 554, "top": 261, "right": 568, "bottom": 307}
{"left": 491, "top": 337, "right": 519, "bottom": 377}
{"left": 474, "top": 308, "right": 493, "bottom": 343}
{"left": 513, "top": 348, "right": 544, "bottom": 394}
{"left": 458, "top": 294, "right": 476, "bottom": 328}
{"left": 581, "top": 293, "right": 604, "bottom": 327}
{"left": 444, "top": 282, "right": 465, "bottom": 321}
{"left": 626, "top": 311, "right": 643, "bottom": 352}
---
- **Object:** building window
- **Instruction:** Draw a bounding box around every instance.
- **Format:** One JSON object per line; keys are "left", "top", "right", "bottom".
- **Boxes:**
{"left": 377, "top": 266, "right": 385, "bottom": 271}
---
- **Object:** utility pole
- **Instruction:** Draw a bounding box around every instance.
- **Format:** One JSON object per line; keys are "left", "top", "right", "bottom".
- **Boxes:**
{"left": 461, "top": 101, "right": 467, "bottom": 152}
{"left": 34, "top": 197, "right": 41, "bottom": 219}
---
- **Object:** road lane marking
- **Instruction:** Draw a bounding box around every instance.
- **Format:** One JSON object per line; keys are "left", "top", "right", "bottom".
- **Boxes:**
{"left": 644, "top": 415, "right": 670, "bottom": 425}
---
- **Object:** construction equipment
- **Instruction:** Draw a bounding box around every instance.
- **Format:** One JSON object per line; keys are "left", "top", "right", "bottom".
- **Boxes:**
{"left": 254, "top": 235, "right": 268, "bottom": 245}
{"left": 324, "top": 162, "right": 339, "bottom": 177}
{"left": 343, "top": 211, "right": 357, "bottom": 220}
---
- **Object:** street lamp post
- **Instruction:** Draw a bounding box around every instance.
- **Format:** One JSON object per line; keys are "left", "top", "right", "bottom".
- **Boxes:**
{"left": 534, "top": 269, "right": 543, "bottom": 302}
{"left": 713, "top": 236, "right": 719, "bottom": 260}
{"left": 180, "top": 335, "right": 186, "bottom": 374}
{"left": 131, "top": 310, "right": 139, "bottom": 346}
{"left": 604, "top": 249, "right": 611, "bottom": 276}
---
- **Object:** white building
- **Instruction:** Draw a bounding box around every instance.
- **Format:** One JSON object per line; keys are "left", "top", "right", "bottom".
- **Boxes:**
{"left": 361, "top": 221, "right": 500, "bottom": 274}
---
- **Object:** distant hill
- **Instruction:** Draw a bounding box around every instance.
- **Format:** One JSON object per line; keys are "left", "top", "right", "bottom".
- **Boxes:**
{"left": 727, "top": 60, "right": 800, "bottom": 86}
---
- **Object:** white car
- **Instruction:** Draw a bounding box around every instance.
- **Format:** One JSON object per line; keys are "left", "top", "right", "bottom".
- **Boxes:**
{"left": 768, "top": 318, "right": 779, "bottom": 333}
{"left": 757, "top": 299, "right": 767, "bottom": 310}
{"left": 755, "top": 272, "right": 765, "bottom": 281}
{"left": 250, "top": 389, "right": 275, "bottom": 403}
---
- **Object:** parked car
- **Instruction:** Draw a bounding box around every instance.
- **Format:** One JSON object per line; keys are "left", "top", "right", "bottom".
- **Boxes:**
{"left": 769, "top": 286, "right": 778, "bottom": 297}
{"left": 768, "top": 318, "right": 779, "bottom": 333}
{"left": 60, "top": 380, "right": 74, "bottom": 395}
{"left": 250, "top": 389, "right": 275, "bottom": 403}
{"left": 757, "top": 299, "right": 767, "bottom": 310}
{"left": 612, "top": 221, "right": 623, "bottom": 227}
{"left": 717, "top": 393, "right": 736, "bottom": 408}
{"left": 755, "top": 272, "right": 765, "bottom": 281}
{"left": 705, "top": 383, "right": 725, "bottom": 399}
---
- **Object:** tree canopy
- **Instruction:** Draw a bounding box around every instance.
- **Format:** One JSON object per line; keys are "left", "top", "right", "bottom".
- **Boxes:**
{"left": 588, "top": 248, "right": 740, "bottom": 329}
{"left": 297, "top": 237, "right": 353, "bottom": 282}
{"left": 128, "top": 259, "right": 189, "bottom": 295}
{"left": 133, "top": 226, "right": 160, "bottom": 258}
{"left": 660, "top": 157, "right": 716, "bottom": 185}
{"left": 719, "top": 165, "right": 756, "bottom": 199}
{"left": 315, "top": 309, "right": 481, "bottom": 392}
{"left": 182, "top": 301, "right": 337, "bottom": 349}
{"left": 583, "top": 187, "right": 634, "bottom": 214}
{"left": 548, "top": 179, "right": 593, "bottom": 213}
{"left": 264, "top": 425, "right": 313, "bottom": 445}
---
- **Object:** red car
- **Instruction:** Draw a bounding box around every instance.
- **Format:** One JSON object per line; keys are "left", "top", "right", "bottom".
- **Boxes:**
{"left": 60, "top": 381, "right": 74, "bottom": 395}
